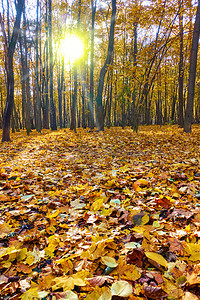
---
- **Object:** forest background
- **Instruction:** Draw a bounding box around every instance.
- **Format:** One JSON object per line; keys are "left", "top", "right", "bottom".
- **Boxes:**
{"left": 0, "top": 0, "right": 200, "bottom": 141}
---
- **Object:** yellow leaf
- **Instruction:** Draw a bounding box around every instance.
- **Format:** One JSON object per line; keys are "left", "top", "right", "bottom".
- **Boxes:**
{"left": 46, "top": 224, "right": 56, "bottom": 234}
{"left": 135, "top": 179, "right": 150, "bottom": 187}
{"left": 111, "top": 280, "right": 133, "bottom": 297}
{"left": 162, "top": 279, "right": 184, "bottom": 298}
{"left": 85, "top": 286, "right": 112, "bottom": 300}
{"left": 2, "top": 261, "right": 12, "bottom": 268}
{"left": 141, "top": 214, "right": 149, "bottom": 225}
{"left": 47, "top": 210, "right": 60, "bottom": 219}
{"left": 91, "top": 197, "right": 105, "bottom": 212}
{"left": 25, "top": 254, "right": 35, "bottom": 266}
{"left": 17, "top": 248, "right": 28, "bottom": 261}
{"left": 105, "top": 179, "right": 115, "bottom": 187}
{"left": 20, "top": 287, "right": 39, "bottom": 300}
{"left": 121, "top": 264, "right": 141, "bottom": 281}
{"left": 52, "top": 276, "right": 74, "bottom": 291}
{"left": 185, "top": 224, "right": 191, "bottom": 232}
{"left": 102, "top": 256, "right": 118, "bottom": 268}
{"left": 189, "top": 253, "right": 200, "bottom": 261}
{"left": 145, "top": 252, "right": 168, "bottom": 268}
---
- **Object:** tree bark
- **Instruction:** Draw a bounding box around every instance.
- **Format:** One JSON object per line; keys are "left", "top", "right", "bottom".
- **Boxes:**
{"left": 184, "top": 0, "right": 200, "bottom": 132}
{"left": 43, "top": 0, "right": 50, "bottom": 129}
{"left": 70, "top": 66, "right": 77, "bottom": 132}
{"left": 1, "top": 0, "right": 24, "bottom": 142}
{"left": 58, "top": 56, "right": 64, "bottom": 129}
{"left": 178, "top": 0, "right": 184, "bottom": 127}
{"left": 36, "top": 0, "right": 42, "bottom": 132}
{"left": 23, "top": 7, "right": 31, "bottom": 135}
{"left": 49, "top": 0, "right": 57, "bottom": 130}
{"left": 89, "top": 0, "right": 96, "bottom": 129}
{"left": 96, "top": 0, "right": 116, "bottom": 131}
{"left": 70, "top": 0, "right": 81, "bottom": 132}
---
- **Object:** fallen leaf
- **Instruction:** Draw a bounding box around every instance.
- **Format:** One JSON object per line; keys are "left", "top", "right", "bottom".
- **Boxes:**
{"left": 145, "top": 252, "right": 168, "bottom": 268}
{"left": 111, "top": 280, "right": 133, "bottom": 297}
{"left": 101, "top": 256, "right": 118, "bottom": 268}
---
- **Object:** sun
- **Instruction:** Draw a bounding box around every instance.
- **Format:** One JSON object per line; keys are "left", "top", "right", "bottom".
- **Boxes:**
{"left": 60, "top": 35, "right": 84, "bottom": 64}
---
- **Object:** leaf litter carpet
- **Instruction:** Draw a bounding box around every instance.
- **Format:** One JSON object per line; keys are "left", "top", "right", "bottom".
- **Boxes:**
{"left": 0, "top": 126, "right": 200, "bottom": 300}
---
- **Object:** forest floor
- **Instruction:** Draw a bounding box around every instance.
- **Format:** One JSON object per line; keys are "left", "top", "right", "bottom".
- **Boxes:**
{"left": 0, "top": 125, "right": 200, "bottom": 300}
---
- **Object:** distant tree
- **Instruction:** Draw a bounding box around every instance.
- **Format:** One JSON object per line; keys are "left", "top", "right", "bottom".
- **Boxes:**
{"left": 0, "top": 0, "right": 24, "bottom": 142}
{"left": 184, "top": 0, "right": 200, "bottom": 133}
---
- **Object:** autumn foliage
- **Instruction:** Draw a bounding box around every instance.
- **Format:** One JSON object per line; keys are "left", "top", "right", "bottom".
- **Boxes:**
{"left": 0, "top": 125, "right": 200, "bottom": 299}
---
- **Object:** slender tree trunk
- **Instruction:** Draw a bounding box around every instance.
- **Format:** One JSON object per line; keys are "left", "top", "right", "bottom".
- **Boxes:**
{"left": 96, "top": 0, "right": 116, "bottom": 131}
{"left": 36, "top": 0, "right": 42, "bottom": 132}
{"left": 178, "top": 0, "right": 184, "bottom": 127}
{"left": 70, "top": 66, "right": 77, "bottom": 132}
{"left": 82, "top": 65, "right": 86, "bottom": 128}
{"left": 131, "top": 19, "right": 138, "bottom": 132}
{"left": 49, "top": 0, "right": 57, "bottom": 130}
{"left": 58, "top": 56, "right": 64, "bottom": 129}
{"left": 107, "top": 74, "right": 113, "bottom": 128}
{"left": 63, "top": 82, "right": 66, "bottom": 128}
{"left": 163, "top": 63, "right": 168, "bottom": 123}
{"left": 89, "top": 0, "right": 96, "bottom": 129}
{"left": 23, "top": 7, "right": 31, "bottom": 135}
{"left": 70, "top": 0, "right": 81, "bottom": 132}
{"left": 1, "top": 93, "right": 3, "bottom": 123}
{"left": 114, "top": 73, "right": 117, "bottom": 126}
{"left": 43, "top": 0, "right": 49, "bottom": 129}
{"left": 1, "top": 0, "right": 24, "bottom": 142}
{"left": 171, "top": 85, "right": 177, "bottom": 122}
{"left": 19, "top": 31, "right": 26, "bottom": 130}
{"left": 184, "top": 0, "right": 200, "bottom": 133}
{"left": 156, "top": 69, "right": 162, "bottom": 125}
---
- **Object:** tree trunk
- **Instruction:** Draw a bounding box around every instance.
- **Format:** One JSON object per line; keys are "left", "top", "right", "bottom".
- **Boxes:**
{"left": 89, "top": 0, "right": 96, "bottom": 129}
{"left": 96, "top": 0, "right": 116, "bottom": 131}
{"left": 82, "top": 65, "right": 86, "bottom": 129}
{"left": 19, "top": 30, "right": 26, "bottom": 130}
{"left": 49, "top": 0, "right": 57, "bottom": 130}
{"left": 70, "top": 0, "right": 81, "bottom": 132}
{"left": 1, "top": 0, "right": 24, "bottom": 142}
{"left": 171, "top": 85, "right": 177, "bottom": 122}
{"left": 184, "top": 0, "right": 200, "bottom": 133}
{"left": 23, "top": 7, "right": 31, "bottom": 135}
{"left": 43, "top": 0, "right": 49, "bottom": 129}
{"left": 178, "top": 0, "right": 184, "bottom": 127}
{"left": 131, "top": 19, "right": 138, "bottom": 132}
{"left": 36, "top": 0, "right": 42, "bottom": 132}
{"left": 70, "top": 66, "right": 77, "bottom": 132}
{"left": 58, "top": 56, "right": 64, "bottom": 129}
{"left": 63, "top": 82, "right": 66, "bottom": 128}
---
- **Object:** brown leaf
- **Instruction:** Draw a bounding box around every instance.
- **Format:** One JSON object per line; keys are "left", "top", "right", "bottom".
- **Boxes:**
{"left": 87, "top": 275, "right": 114, "bottom": 287}
{"left": 142, "top": 282, "right": 165, "bottom": 299}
